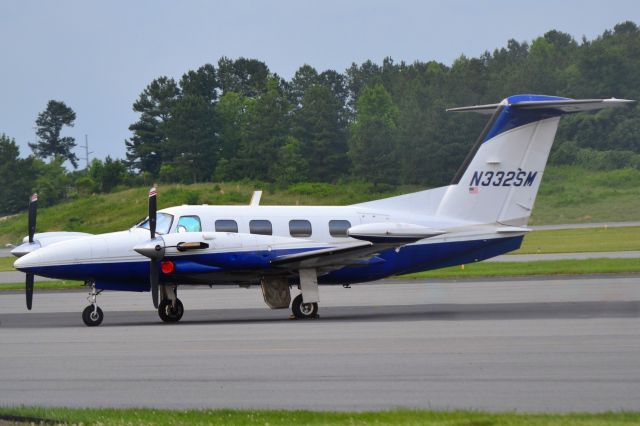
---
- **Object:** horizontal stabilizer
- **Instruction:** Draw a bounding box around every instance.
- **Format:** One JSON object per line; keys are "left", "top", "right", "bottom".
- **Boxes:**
{"left": 447, "top": 96, "right": 634, "bottom": 115}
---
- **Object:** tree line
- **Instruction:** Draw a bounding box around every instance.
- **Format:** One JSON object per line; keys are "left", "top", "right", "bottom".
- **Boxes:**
{"left": 1, "top": 21, "right": 639, "bottom": 214}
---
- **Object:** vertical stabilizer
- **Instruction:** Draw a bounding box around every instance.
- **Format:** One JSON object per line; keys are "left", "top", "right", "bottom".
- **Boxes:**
{"left": 436, "top": 95, "right": 633, "bottom": 226}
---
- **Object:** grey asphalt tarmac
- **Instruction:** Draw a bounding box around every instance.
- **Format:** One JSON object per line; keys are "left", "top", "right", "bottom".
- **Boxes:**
{"left": 0, "top": 276, "right": 639, "bottom": 412}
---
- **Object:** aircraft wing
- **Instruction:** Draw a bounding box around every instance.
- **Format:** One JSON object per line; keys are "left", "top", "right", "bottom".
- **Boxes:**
{"left": 271, "top": 222, "right": 445, "bottom": 271}
{"left": 270, "top": 241, "right": 383, "bottom": 270}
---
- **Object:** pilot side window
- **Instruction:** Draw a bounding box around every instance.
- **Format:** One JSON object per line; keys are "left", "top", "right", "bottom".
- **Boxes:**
{"left": 289, "top": 220, "right": 312, "bottom": 237}
{"left": 176, "top": 215, "right": 202, "bottom": 233}
{"left": 329, "top": 220, "right": 351, "bottom": 237}
{"left": 249, "top": 220, "right": 272, "bottom": 235}
{"left": 215, "top": 219, "right": 238, "bottom": 233}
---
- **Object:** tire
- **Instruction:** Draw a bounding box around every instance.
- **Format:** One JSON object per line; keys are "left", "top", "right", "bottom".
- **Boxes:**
{"left": 291, "top": 294, "right": 319, "bottom": 319}
{"left": 158, "top": 298, "right": 184, "bottom": 323}
{"left": 82, "top": 305, "right": 104, "bottom": 327}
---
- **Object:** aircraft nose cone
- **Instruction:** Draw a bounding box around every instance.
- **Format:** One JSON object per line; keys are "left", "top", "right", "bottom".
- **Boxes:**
{"left": 133, "top": 237, "right": 165, "bottom": 259}
{"left": 13, "top": 250, "right": 39, "bottom": 271}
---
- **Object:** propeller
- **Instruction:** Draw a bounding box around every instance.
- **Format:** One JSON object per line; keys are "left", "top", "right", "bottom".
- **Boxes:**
{"left": 148, "top": 187, "right": 160, "bottom": 309}
{"left": 135, "top": 187, "right": 209, "bottom": 308}
{"left": 26, "top": 193, "right": 37, "bottom": 310}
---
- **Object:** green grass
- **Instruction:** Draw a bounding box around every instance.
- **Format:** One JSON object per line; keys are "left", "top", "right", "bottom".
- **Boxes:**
{"left": 400, "top": 258, "right": 640, "bottom": 279}
{"left": 529, "top": 166, "right": 640, "bottom": 225}
{"left": 0, "top": 407, "right": 638, "bottom": 426}
{"left": 515, "top": 226, "right": 640, "bottom": 254}
{"left": 0, "top": 280, "right": 84, "bottom": 291}
{"left": 0, "top": 256, "right": 15, "bottom": 271}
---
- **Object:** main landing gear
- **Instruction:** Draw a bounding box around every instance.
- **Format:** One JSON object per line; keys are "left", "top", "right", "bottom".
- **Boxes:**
{"left": 82, "top": 282, "right": 103, "bottom": 327}
{"left": 158, "top": 285, "right": 183, "bottom": 323}
{"left": 291, "top": 293, "right": 319, "bottom": 319}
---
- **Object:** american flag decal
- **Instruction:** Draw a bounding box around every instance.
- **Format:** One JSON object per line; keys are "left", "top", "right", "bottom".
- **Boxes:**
{"left": 469, "top": 187, "right": 479, "bottom": 194}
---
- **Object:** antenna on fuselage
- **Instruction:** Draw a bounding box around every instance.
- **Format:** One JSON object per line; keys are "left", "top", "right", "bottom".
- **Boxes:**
{"left": 250, "top": 191, "right": 262, "bottom": 206}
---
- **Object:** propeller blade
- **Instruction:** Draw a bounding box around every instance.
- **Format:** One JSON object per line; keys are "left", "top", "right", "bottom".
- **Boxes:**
{"left": 28, "top": 193, "right": 38, "bottom": 243}
{"left": 150, "top": 261, "right": 159, "bottom": 309}
{"left": 26, "top": 273, "right": 34, "bottom": 310}
{"left": 147, "top": 187, "right": 159, "bottom": 308}
{"left": 148, "top": 187, "right": 157, "bottom": 239}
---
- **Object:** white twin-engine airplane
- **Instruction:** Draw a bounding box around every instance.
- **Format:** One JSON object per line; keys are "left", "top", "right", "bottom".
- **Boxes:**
{"left": 11, "top": 94, "right": 633, "bottom": 326}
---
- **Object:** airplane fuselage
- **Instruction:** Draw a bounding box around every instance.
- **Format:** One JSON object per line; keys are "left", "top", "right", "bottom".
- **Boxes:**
{"left": 16, "top": 203, "right": 524, "bottom": 291}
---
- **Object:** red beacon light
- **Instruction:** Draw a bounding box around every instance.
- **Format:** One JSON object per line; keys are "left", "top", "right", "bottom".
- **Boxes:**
{"left": 160, "top": 260, "right": 175, "bottom": 274}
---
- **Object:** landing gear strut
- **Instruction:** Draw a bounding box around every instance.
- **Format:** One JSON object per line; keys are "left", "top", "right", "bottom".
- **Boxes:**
{"left": 291, "top": 293, "right": 319, "bottom": 319}
{"left": 158, "top": 285, "right": 183, "bottom": 323}
{"left": 82, "top": 282, "right": 103, "bottom": 327}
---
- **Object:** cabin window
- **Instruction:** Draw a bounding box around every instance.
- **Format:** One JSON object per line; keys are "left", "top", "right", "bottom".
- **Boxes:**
{"left": 289, "top": 219, "right": 312, "bottom": 237}
{"left": 249, "top": 220, "right": 272, "bottom": 235}
{"left": 176, "top": 215, "right": 202, "bottom": 233}
{"left": 329, "top": 220, "right": 351, "bottom": 237}
{"left": 215, "top": 219, "right": 238, "bottom": 233}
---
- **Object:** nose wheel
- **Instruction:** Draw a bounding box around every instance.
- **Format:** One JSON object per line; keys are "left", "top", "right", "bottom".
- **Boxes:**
{"left": 82, "top": 305, "right": 104, "bottom": 326}
{"left": 82, "top": 283, "right": 104, "bottom": 327}
{"left": 291, "top": 294, "right": 319, "bottom": 319}
{"left": 158, "top": 298, "right": 184, "bottom": 322}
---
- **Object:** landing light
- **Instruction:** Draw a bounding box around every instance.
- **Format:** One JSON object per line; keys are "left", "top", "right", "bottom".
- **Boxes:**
{"left": 161, "top": 261, "right": 175, "bottom": 274}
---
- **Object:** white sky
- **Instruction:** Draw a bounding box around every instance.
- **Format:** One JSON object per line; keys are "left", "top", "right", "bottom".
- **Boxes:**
{"left": 0, "top": 0, "right": 638, "bottom": 167}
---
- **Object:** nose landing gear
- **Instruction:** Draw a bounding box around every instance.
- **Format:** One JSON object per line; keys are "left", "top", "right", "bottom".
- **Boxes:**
{"left": 82, "top": 282, "right": 104, "bottom": 327}
{"left": 158, "top": 285, "right": 184, "bottom": 323}
{"left": 158, "top": 299, "right": 184, "bottom": 322}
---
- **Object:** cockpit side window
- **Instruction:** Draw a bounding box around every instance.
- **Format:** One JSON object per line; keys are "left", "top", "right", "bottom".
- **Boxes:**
{"left": 176, "top": 215, "right": 202, "bottom": 233}
{"left": 137, "top": 213, "right": 174, "bottom": 235}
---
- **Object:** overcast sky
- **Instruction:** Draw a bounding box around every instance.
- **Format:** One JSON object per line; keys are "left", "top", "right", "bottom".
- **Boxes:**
{"left": 0, "top": 0, "right": 638, "bottom": 167}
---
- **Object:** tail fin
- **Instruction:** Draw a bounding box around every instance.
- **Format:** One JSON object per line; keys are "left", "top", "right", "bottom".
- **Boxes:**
{"left": 436, "top": 95, "right": 633, "bottom": 226}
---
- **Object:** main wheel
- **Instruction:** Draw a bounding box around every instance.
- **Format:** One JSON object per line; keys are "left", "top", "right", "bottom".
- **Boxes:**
{"left": 82, "top": 305, "right": 104, "bottom": 327}
{"left": 291, "top": 294, "right": 319, "bottom": 319}
{"left": 158, "top": 298, "right": 184, "bottom": 323}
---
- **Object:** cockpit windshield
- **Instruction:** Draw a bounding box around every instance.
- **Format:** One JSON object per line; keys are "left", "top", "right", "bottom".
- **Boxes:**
{"left": 136, "top": 213, "right": 174, "bottom": 235}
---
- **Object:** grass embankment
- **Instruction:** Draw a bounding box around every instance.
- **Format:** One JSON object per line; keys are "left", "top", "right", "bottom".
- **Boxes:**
{"left": 0, "top": 166, "right": 639, "bottom": 246}
{"left": 0, "top": 407, "right": 638, "bottom": 426}
{"left": 529, "top": 166, "right": 640, "bottom": 225}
